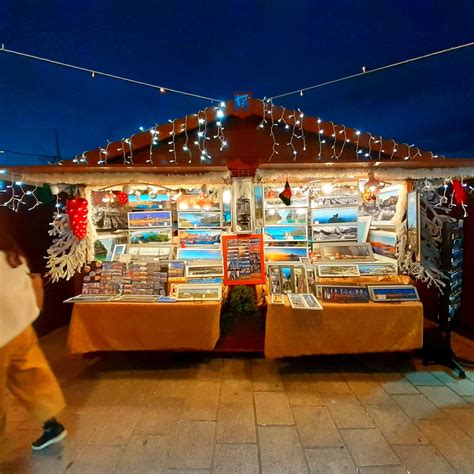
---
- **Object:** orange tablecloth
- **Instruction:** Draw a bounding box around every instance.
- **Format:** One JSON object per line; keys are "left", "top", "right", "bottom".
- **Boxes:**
{"left": 67, "top": 301, "right": 222, "bottom": 355}
{"left": 265, "top": 297, "right": 423, "bottom": 358}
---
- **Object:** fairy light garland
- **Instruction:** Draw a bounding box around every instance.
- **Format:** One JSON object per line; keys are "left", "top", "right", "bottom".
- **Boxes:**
{"left": 0, "top": 174, "right": 42, "bottom": 212}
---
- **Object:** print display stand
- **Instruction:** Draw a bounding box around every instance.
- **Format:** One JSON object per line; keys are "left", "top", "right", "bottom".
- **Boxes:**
{"left": 423, "top": 220, "right": 466, "bottom": 378}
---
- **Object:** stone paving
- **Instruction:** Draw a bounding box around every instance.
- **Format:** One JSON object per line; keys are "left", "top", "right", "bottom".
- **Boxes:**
{"left": 1, "top": 327, "right": 474, "bottom": 473}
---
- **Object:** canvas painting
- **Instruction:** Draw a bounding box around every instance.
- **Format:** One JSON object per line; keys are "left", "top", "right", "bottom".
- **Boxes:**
{"left": 319, "top": 242, "right": 374, "bottom": 262}
{"left": 129, "top": 228, "right": 172, "bottom": 245}
{"left": 264, "top": 246, "right": 308, "bottom": 262}
{"left": 128, "top": 211, "right": 172, "bottom": 228}
{"left": 178, "top": 211, "right": 221, "bottom": 228}
{"left": 312, "top": 224, "right": 357, "bottom": 242}
{"left": 178, "top": 229, "right": 222, "bottom": 247}
{"left": 264, "top": 208, "right": 308, "bottom": 225}
{"left": 359, "top": 183, "right": 407, "bottom": 226}
{"left": 264, "top": 225, "right": 307, "bottom": 242}
{"left": 311, "top": 207, "right": 358, "bottom": 225}
{"left": 368, "top": 230, "right": 398, "bottom": 259}
{"left": 287, "top": 293, "right": 307, "bottom": 309}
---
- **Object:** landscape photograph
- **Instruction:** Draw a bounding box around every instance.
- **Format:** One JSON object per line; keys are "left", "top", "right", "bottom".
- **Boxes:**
{"left": 264, "top": 208, "right": 307, "bottom": 225}
{"left": 368, "top": 230, "right": 398, "bottom": 258}
{"left": 264, "top": 246, "right": 308, "bottom": 262}
{"left": 128, "top": 192, "right": 171, "bottom": 210}
{"left": 357, "top": 263, "right": 398, "bottom": 276}
{"left": 264, "top": 225, "right": 307, "bottom": 241}
{"left": 311, "top": 207, "right": 358, "bottom": 225}
{"left": 359, "top": 184, "right": 404, "bottom": 224}
{"left": 178, "top": 211, "right": 221, "bottom": 228}
{"left": 311, "top": 183, "right": 359, "bottom": 207}
{"left": 128, "top": 211, "right": 172, "bottom": 228}
{"left": 320, "top": 242, "right": 374, "bottom": 261}
{"left": 312, "top": 224, "right": 357, "bottom": 241}
{"left": 178, "top": 229, "right": 222, "bottom": 247}
{"left": 317, "top": 264, "right": 360, "bottom": 277}
{"left": 176, "top": 248, "right": 223, "bottom": 260}
{"left": 129, "top": 229, "right": 172, "bottom": 245}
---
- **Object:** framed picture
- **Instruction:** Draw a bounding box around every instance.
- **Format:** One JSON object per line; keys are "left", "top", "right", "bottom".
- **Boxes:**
{"left": 111, "top": 294, "right": 158, "bottom": 303}
{"left": 357, "top": 216, "right": 372, "bottom": 243}
{"left": 264, "top": 208, "right": 308, "bottom": 225}
{"left": 128, "top": 191, "right": 171, "bottom": 210}
{"left": 367, "top": 285, "right": 419, "bottom": 302}
{"left": 316, "top": 285, "right": 370, "bottom": 303}
{"left": 178, "top": 229, "right": 222, "bottom": 248}
{"left": 233, "top": 177, "right": 254, "bottom": 233}
{"left": 317, "top": 264, "right": 360, "bottom": 278}
{"left": 287, "top": 293, "right": 307, "bottom": 309}
{"left": 175, "top": 284, "right": 222, "bottom": 301}
{"left": 280, "top": 266, "right": 294, "bottom": 293}
{"left": 186, "top": 264, "right": 224, "bottom": 278}
{"left": 178, "top": 211, "right": 221, "bottom": 228}
{"left": 94, "top": 233, "right": 128, "bottom": 261}
{"left": 264, "top": 185, "right": 309, "bottom": 208}
{"left": 311, "top": 206, "right": 358, "bottom": 225}
{"left": 310, "top": 181, "right": 359, "bottom": 207}
{"left": 64, "top": 294, "right": 115, "bottom": 303}
{"left": 222, "top": 234, "right": 265, "bottom": 285}
{"left": 168, "top": 260, "right": 186, "bottom": 278}
{"left": 254, "top": 184, "right": 264, "bottom": 228}
{"left": 264, "top": 246, "right": 308, "bottom": 262}
{"left": 129, "top": 228, "right": 172, "bottom": 245}
{"left": 293, "top": 266, "right": 308, "bottom": 293}
{"left": 128, "top": 210, "right": 172, "bottom": 229}
{"left": 301, "top": 293, "right": 324, "bottom": 310}
{"left": 176, "top": 248, "right": 223, "bottom": 261}
{"left": 288, "top": 293, "right": 323, "bottom": 310}
{"left": 305, "top": 267, "right": 316, "bottom": 294}
{"left": 312, "top": 224, "right": 357, "bottom": 242}
{"left": 111, "top": 244, "right": 127, "bottom": 261}
{"left": 264, "top": 225, "right": 307, "bottom": 242}
{"left": 357, "top": 262, "right": 398, "bottom": 276}
{"left": 368, "top": 230, "right": 398, "bottom": 259}
{"left": 268, "top": 265, "right": 283, "bottom": 294}
{"left": 176, "top": 192, "right": 220, "bottom": 211}
{"left": 406, "top": 191, "right": 420, "bottom": 259}
{"left": 319, "top": 242, "right": 374, "bottom": 262}
{"left": 129, "top": 245, "right": 172, "bottom": 259}
{"left": 271, "top": 294, "right": 285, "bottom": 305}
{"left": 360, "top": 183, "right": 407, "bottom": 226}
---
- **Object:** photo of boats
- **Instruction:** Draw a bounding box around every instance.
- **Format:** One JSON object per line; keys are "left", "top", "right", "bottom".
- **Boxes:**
{"left": 128, "top": 211, "right": 172, "bottom": 228}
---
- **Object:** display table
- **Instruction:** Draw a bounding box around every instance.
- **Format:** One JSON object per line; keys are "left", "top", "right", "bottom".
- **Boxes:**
{"left": 264, "top": 298, "right": 423, "bottom": 358}
{"left": 67, "top": 300, "right": 223, "bottom": 355}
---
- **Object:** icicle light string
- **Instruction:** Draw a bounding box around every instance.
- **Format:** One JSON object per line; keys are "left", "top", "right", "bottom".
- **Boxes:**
{"left": 168, "top": 119, "right": 177, "bottom": 164}
{"left": 0, "top": 45, "right": 223, "bottom": 103}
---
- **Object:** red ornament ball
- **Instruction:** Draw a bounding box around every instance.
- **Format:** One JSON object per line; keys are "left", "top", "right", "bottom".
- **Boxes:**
{"left": 66, "top": 197, "right": 89, "bottom": 240}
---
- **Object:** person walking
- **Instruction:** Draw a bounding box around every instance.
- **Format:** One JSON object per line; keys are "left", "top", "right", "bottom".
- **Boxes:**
{"left": 0, "top": 230, "right": 67, "bottom": 450}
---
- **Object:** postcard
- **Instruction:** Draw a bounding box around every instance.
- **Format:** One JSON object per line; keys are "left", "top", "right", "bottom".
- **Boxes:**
{"left": 128, "top": 192, "right": 171, "bottom": 210}
{"left": 368, "top": 230, "right": 398, "bottom": 259}
{"left": 64, "top": 294, "right": 115, "bottom": 303}
{"left": 186, "top": 264, "right": 224, "bottom": 278}
{"left": 175, "top": 284, "right": 222, "bottom": 301}
{"left": 178, "top": 211, "right": 221, "bottom": 228}
{"left": 111, "top": 244, "right": 127, "bottom": 261}
{"left": 357, "top": 216, "right": 372, "bottom": 243}
{"left": 316, "top": 285, "right": 370, "bottom": 303}
{"left": 311, "top": 207, "right": 358, "bottom": 225}
{"left": 264, "top": 225, "right": 307, "bottom": 242}
{"left": 293, "top": 266, "right": 309, "bottom": 293}
{"left": 176, "top": 248, "right": 223, "bottom": 261}
{"left": 271, "top": 294, "right": 286, "bottom": 305}
{"left": 287, "top": 293, "right": 307, "bottom": 309}
{"left": 268, "top": 266, "right": 283, "bottom": 294}
{"left": 317, "top": 264, "right": 360, "bottom": 278}
{"left": 280, "top": 266, "right": 294, "bottom": 293}
{"left": 310, "top": 181, "right": 359, "bottom": 207}
{"left": 319, "top": 242, "right": 374, "bottom": 262}
{"left": 301, "top": 293, "right": 324, "bottom": 310}
{"left": 168, "top": 261, "right": 186, "bottom": 278}
{"left": 129, "top": 228, "right": 172, "bottom": 245}
{"left": 264, "top": 208, "right": 308, "bottom": 225}
{"left": 264, "top": 246, "right": 308, "bottom": 262}
{"left": 312, "top": 224, "right": 357, "bottom": 242}
{"left": 357, "top": 262, "right": 398, "bottom": 276}
{"left": 128, "top": 210, "right": 172, "bottom": 229}
{"left": 178, "top": 228, "right": 222, "bottom": 247}
{"left": 368, "top": 285, "right": 419, "bottom": 302}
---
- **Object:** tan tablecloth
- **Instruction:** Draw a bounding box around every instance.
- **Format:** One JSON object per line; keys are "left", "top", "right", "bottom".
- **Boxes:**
{"left": 67, "top": 300, "right": 222, "bottom": 354}
{"left": 265, "top": 297, "right": 423, "bottom": 358}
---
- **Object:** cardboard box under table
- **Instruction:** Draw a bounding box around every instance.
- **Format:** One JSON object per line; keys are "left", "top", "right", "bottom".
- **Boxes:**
{"left": 264, "top": 278, "right": 423, "bottom": 358}
{"left": 67, "top": 299, "right": 223, "bottom": 355}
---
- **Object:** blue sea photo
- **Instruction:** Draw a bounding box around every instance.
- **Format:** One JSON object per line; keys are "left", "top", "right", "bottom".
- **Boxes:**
{"left": 312, "top": 207, "right": 358, "bottom": 224}
{"left": 264, "top": 225, "right": 307, "bottom": 241}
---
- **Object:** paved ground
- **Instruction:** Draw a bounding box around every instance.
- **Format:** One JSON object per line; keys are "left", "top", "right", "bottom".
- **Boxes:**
{"left": 1, "top": 327, "right": 474, "bottom": 473}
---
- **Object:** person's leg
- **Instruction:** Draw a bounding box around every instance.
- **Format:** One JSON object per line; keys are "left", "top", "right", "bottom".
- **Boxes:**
{"left": 6, "top": 326, "right": 67, "bottom": 450}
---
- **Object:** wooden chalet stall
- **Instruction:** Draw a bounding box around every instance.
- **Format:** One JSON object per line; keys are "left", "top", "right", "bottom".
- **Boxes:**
{"left": 3, "top": 97, "right": 474, "bottom": 357}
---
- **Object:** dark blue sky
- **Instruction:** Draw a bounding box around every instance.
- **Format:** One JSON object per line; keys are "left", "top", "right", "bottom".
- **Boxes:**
{"left": 0, "top": 0, "right": 473, "bottom": 165}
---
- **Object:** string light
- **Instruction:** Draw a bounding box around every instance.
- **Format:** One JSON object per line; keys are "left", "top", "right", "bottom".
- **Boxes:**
{"left": 168, "top": 119, "right": 177, "bottom": 164}
{"left": 183, "top": 115, "right": 193, "bottom": 163}
{"left": 0, "top": 173, "right": 42, "bottom": 212}
{"left": 147, "top": 126, "right": 159, "bottom": 165}
{"left": 268, "top": 100, "right": 279, "bottom": 161}
{"left": 286, "top": 110, "right": 298, "bottom": 160}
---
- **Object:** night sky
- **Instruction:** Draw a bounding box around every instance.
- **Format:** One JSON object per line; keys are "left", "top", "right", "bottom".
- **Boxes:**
{"left": 0, "top": 0, "right": 473, "bottom": 165}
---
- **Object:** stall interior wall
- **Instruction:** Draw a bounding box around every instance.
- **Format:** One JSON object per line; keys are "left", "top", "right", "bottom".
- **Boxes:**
{"left": 0, "top": 204, "right": 74, "bottom": 336}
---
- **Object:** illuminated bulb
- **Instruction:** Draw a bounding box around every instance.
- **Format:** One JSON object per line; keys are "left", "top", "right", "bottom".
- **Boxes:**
{"left": 222, "top": 189, "right": 232, "bottom": 204}
{"left": 15, "top": 181, "right": 22, "bottom": 186}
{"left": 319, "top": 130, "right": 324, "bottom": 134}
{"left": 364, "top": 153, "right": 370, "bottom": 157}
{"left": 220, "top": 101, "right": 226, "bottom": 107}
{"left": 222, "top": 141, "right": 228, "bottom": 147}
{"left": 369, "top": 186, "right": 377, "bottom": 192}
{"left": 285, "top": 125, "right": 290, "bottom": 129}
{"left": 160, "top": 87, "right": 165, "bottom": 93}
{"left": 197, "top": 131, "right": 204, "bottom": 137}
{"left": 317, "top": 119, "right": 322, "bottom": 124}
{"left": 393, "top": 148, "right": 397, "bottom": 152}
{"left": 355, "top": 130, "right": 361, "bottom": 135}
{"left": 268, "top": 208, "right": 276, "bottom": 216}
{"left": 216, "top": 110, "right": 224, "bottom": 118}
{"left": 182, "top": 146, "right": 189, "bottom": 151}
{"left": 198, "top": 118, "right": 205, "bottom": 124}
{"left": 321, "top": 140, "right": 326, "bottom": 144}
{"left": 102, "top": 196, "right": 110, "bottom": 203}
{"left": 296, "top": 208, "right": 306, "bottom": 216}
{"left": 357, "top": 150, "right": 363, "bottom": 154}
{"left": 322, "top": 183, "right": 333, "bottom": 195}
{"left": 139, "top": 126, "right": 144, "bottom": 131}
{"left": 295, "top": 120, "right": 300, "bottom": 125}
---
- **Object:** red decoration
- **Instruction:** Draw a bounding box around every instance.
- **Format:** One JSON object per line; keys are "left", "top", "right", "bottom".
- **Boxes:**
{"left": 114, "top": 191, "right": 129, "bottom": 205}
{"left": 279, "top": 180, "right": 292, "bottom": 206}
{"left": 452, "top": 179, "right": 467, "bottom": 206}
{"left": 66, "top": 197, "right": 88, "bottom": 240}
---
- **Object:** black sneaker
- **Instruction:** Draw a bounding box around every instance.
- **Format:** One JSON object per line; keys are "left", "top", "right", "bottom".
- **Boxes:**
{"left": 31, "top": 421, "right": 67, "bottom": 451}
